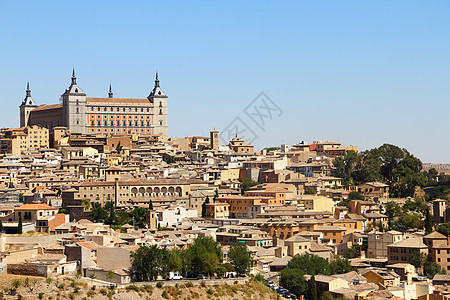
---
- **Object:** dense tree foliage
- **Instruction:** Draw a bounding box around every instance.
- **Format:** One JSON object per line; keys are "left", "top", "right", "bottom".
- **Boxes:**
{"left": 280, "top": 254, "right": 351, "bottom": 298}
{"left": 307, "top": 275, "right": 317, "bottom": 300}
{"left": 383, "top": 200, "right": 427, "bottom": 231}
{"left": 437, "top": 223, "right": 450, "bottom": 236}
{"left": 185, "top": 236, "right": 222, "bottom": 277}
{"left": 333, "top": 144, "right": 426, "bottom": 197}
{"left": 130, "top": 236, "right": 231, "bottom": 281}
{"left": 408, "top": 251, "right": 427, "bottom": 270}
{"left": 241, "top": 178, "right": 259, "bottom": 192}
{"left": 228, "top": 242, "right": 253, "bottom": 275}
{"left": 279, "top": 269, "right": 307, "bottom": 298}
{"left": 89, "top": 201, "right": 148, "bottom": 230}
{"left": 423, "top": 259, "right": 447, "bottom": 278}
{"left": 130, "top": 245, "right": 170, "bottom": 281}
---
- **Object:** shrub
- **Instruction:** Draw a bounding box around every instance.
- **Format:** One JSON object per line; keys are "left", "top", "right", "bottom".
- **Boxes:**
{"left": 254, "top": 273, "right": 265, "bottom": 283}
{"left": 125, "top": 285, "right": 140, "bottom": 292}
{"left": 45, "top": 278, "right": 53, "bottom": 284}
{"left": 38, "top": 293, "right": 44, "bottom": 299}
{"left": 12, "top": 279, "right": 21, "bottom": 289}
{"left": 58, "top": 283, "right": 65, "bottom": 289}
{"left": 200, "top": 281, "right": 206, "bottom": 287}
{"left": 24, "top": 277, "right": 29, "bottom": 287}
{"left": 207, "top": 288, "right": 214, "bottom": 295}
{"left": 74, "top": 287, "right": 79, "bottom": 293}
{"left": 142, "top": 285, "right": 153, "bottom": 293}
{"left": 87, "top": 290, "right": 95, "bottom": 297}
{"left": 185, "top": 281, "right": 194, "bottom": 288}
{"left": 68, "top": 293, "right": 75, "bottom": 300}
{"left": 100, "top": 288, "right": 107, "bottom": 295}
{"left": 162, "top": 290, "right": 169, "bottom": 299}
{"left": 156, "top": 281, "right": 164, "bottom": 288}
{"left": 234, "top": 280, "right": 238, "bottom": 285}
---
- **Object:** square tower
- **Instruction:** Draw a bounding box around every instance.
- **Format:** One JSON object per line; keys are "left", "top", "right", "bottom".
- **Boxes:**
{"left": 61, "top": 69, "right": 87, "bottom": 134}
{"left": 147, "top": 72, "right": 168, "bottom": 138}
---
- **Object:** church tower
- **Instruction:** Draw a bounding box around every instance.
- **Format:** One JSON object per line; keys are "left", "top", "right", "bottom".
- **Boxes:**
{"left": 61, "top": 69, "right": 87, "bottom": 134}
{"left": 148, "top": 72, "right": 168, "bottom": 138}
{"left": 19, "top": 82, "right": 38, "bottom": 127}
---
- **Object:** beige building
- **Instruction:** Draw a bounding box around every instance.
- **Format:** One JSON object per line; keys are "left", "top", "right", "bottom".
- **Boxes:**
{"left": 387, "top": 237, "right": 429, "bottom": 264}
{"left": 228, "top": 137, "right": 254, "bottom": 153}
{"left": 296, "top": 195, "right": 335, "bottom": 213}
{"left": 0, "top": 126, "right": 49, "bottom": 155}
{"left": 283, "top": 234, "right": 312, "bottom": 257}
{"left": 9, "top": 203, "right": 58, "bottom": 223}
{"left": 72, "top": 178, "right": 208, "bottom": 207}
{"left": 367, "top": 230, "right": 403, "bottom": 258}
{"left": 21, "top": 71, "right": 168, "bottom": 137}
{"left": 205, "top": 203, "right": 230, "bottom": 219}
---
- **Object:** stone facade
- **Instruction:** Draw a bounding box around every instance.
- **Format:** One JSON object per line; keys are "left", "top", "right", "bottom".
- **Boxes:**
{"left": 21, "top": 70, "right": 168, "bottom": 138}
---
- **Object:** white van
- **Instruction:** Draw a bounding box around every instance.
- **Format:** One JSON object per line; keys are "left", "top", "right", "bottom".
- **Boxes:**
{"left": 169, "top": 272, "right": 183, "bottom": 280}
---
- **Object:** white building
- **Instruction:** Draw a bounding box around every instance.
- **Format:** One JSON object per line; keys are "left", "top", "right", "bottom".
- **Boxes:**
{"left": 158, "top": 205, "right": 198, "bottom": 227}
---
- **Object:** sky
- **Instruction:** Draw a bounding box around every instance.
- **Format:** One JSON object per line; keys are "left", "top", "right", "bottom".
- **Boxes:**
{"left": 0, "top": 1, "right": 449, "bottom": 163}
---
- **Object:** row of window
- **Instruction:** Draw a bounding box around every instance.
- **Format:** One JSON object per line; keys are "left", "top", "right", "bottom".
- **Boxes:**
{"left": 88, "top": 106, "right": 151, "bottom": 113}
{"left": 91, "top": 120, "right": 152, "bottom": 127}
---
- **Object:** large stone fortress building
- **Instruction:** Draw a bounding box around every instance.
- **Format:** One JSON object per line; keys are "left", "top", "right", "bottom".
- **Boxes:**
{"left": 19, "top": 70, "right": 168, "bottom": 137}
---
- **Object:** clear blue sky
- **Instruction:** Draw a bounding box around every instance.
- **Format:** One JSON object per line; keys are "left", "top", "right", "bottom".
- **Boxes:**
{"left": 1, "top": 1, "right": 449, "bottom": 163}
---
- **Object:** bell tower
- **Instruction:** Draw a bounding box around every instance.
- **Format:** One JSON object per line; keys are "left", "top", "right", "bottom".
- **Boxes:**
{"left": 61, "top": 69, "right": 87, "bottom": 134}
{"left": 147, "top": 72, "right": 168, "bottom": 138}
{"left": 19, "top": 82, "right": 38, "bottom": 127}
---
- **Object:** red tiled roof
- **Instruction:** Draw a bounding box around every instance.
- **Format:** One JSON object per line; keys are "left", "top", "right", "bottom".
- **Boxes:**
{"left": 32, "top": 104, "right": 63, "bottom": 112}
{"left": 16, "top": 203, "right": 57, "bottom": 211}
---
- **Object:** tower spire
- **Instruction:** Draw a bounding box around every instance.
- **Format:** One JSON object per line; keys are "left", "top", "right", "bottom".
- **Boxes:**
{"left": 155, "top": 71, "right": 160, "bottom": 87}
{"left": 108, "top": 84, "right": 113, "bottom": 98}
{"left": 26, "top": 82, "right": 31, "bottom": 97}
{"left": 71, "top": 68, "right": 77, "bottom": 85}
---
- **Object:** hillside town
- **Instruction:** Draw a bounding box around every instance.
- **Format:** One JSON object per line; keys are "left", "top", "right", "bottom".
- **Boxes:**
{"left": 0, "top": 89, "right": 450, "bottom": 300}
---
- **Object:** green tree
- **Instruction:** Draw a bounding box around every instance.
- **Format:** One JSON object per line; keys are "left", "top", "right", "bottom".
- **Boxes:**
{"left": 241, "top": 178, "right": 259, "bottom": 193}
{"left": 130, "top": 245, "right": 169, "bottom": 281}
{"left": 18, "top": 214, "right": 23, "bottom": 234}
{"left": 90, "top": 202, "right": 107, "bottom": 223}
{"left": 423, "top": 259, "right": 446, "bottom": 279}
{"left": 332, "top": 150, "right": 360, "bottom": 186}
{"left": 330, "top": 257, "right": 351, "bottom": 274}
{"left": 348, "top": 191, "right": 365, "bottom": 201}
{"left": 437, "top": 223, "right": 450, "bottom": 236}
{"left": 129, "top": 207, "right": 146, "bottom": 228}
{"left": 408, "top": 251, "right": 427, "bottom": 274}
{"left": 279, "top": 268, "right": 307, "bottom": 298}
{"left": 424, "top": 208, "right": 433, "bottom": 235}
{"left": 168, "top": 248, "right": 183, "bottom": 272}
{"left": 287, "top": 253, "right": 331, "bottom": 276}
{"left": 104, "top": 201, "right": 116, "bottom": 225}
{"left": 106, "top": 270, "right": 116, "bottom": 281}
{"left": 306, "top": 275, "right": 317, "bottom": 300}
{"left": 186, "top": 236, "right": 222, "bottom": 277}
{"left": 228, "top": 242, "right": 253, "bottom": 275}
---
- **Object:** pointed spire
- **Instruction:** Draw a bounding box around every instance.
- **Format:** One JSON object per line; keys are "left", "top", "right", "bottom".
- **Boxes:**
{"left": 155, "top": 71, "right": 160, "bottom": 87}
{"left": 71, "top": 67, "right": 77, "bottom": 85}
{"left": 26, "top": 82, "right": 31, "bottom": 97}
{"left": 108, "top": 84, "right": 113, "bottom": 98}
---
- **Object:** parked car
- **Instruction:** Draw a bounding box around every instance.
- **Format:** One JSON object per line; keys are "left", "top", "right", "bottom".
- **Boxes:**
{"left": 197, "top": 274, "right": 207, "bottom": 280}
{"left": 169, "top": 272, "right": 183, "bottom": 280}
